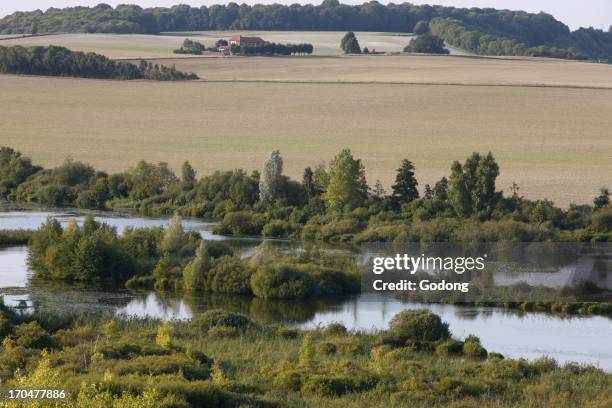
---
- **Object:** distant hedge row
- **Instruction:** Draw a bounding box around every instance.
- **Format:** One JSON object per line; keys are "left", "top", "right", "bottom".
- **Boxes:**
{"left": 0, "top": 45, "right": 198, "bottom": 80}
{"left": 230, "top": 42, "right": 313, "bottom": 56}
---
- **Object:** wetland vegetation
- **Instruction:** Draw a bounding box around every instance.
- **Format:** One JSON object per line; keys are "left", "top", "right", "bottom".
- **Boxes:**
{"left": 1, "top": 146, "right": 610, "bottom": 245}
{"left": 0, "top": 305, "right": 610, "bottom": 407}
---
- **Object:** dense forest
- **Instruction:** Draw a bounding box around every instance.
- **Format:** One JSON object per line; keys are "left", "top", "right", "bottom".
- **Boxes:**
{"left": 0, "top": 306, "right": 609, "bottom": 407}
{"left": 0, "top": 45, "right": 198, "bottom": 80}
{"left": 1, "top": 146, "right": 610, "bottom": 245}
{"left": 1, "top": 2, "right": 611, "bottom": 61}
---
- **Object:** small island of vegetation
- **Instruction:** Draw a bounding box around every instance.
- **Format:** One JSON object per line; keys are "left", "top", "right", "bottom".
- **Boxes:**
{"left": 27, "top": 213, "right": 360, "bottom": 300}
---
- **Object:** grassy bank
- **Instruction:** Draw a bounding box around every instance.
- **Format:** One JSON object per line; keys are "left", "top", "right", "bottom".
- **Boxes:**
{"left": 0, "top": 307, "right": 609, "bottom": 407}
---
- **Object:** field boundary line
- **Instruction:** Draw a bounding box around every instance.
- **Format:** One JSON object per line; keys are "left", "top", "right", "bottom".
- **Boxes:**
{"left": 200, "top": 79, "right": 612, "bottom": 91}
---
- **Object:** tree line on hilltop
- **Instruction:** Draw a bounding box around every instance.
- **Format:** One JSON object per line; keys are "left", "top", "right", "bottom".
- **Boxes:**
{"left": 1, "top": 2, "right": 611, "bottom": 61}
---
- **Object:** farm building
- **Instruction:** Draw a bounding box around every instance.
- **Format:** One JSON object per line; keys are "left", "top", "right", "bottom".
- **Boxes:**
{"left": 229, "top": 35, "right": 265, "bottom": 47}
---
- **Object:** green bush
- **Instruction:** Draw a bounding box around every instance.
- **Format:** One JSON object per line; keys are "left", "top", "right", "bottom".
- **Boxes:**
{"left": 386, "top": 310, "right": 450, "bottom": 344}
{"left": 193, "top": 309, "right": 253, "bottom": 332}
{"left": 323, "top": 322, "right": 348, "bottom": 336}
{"left": 310, "top": 266, "right": 360, "bottom": 296}
{"left": 13, "top": 321, "right": 52, "bottom": 349}
{"left": 261, "top": 220, "right": 294, "bottom": 238}
{"left": 316, "top": 342, "right": 337, "bottom": 355}
{"left": 113, "top": 354, "right": 210, "bottom": 380}
{"left": 218, "top": 211, "right": 262, "bottom": 236}
{"left": 488, "top": 352, "right": 505, "bottom": 360}
{"left": 301, "top": 374, "right": 377, "bottom": 397}
{"left": 207, "top": 326, "right": 240, "bottom": 339}
{"left": 435, "top": 339, "right": 464, "bottom": 355}
{"left": 276, "top": 327, "right": 299, "bottom": 339}
{"left": 250, "top": 263, "right": 316, "bottom": 299}
{"left": 207, "top": 256, "right": 252, "bottom": 294}
{"left": 463, "top": 339, "right": 488, "bottom": 359}
{"left": 301, "top": 375, "right": 355, "bottom": 397}
{"left": 0, "top": 313, "right": 12, "bottom": 339}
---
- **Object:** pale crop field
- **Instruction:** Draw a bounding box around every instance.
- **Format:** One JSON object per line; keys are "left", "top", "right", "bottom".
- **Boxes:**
{"left": 0, "top": 33, "right": 187, "bottom": 58}
{"left": 1, "top": 75, "right": 610, "bottom": 206}
{"left": 0, "top": 31, "right": 422, "bottom": 58}
{"left": 138, "top": 54, "right": 612, "bottom": 88}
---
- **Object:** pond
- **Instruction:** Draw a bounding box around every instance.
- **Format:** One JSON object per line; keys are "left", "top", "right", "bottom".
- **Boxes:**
{"left": 1, "top": 210, "right": 611, "bottom": 370}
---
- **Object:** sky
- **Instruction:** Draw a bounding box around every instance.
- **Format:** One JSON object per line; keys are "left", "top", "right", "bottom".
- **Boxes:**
{"left": 0, "top": 1, "right": 610, "bottom": 31}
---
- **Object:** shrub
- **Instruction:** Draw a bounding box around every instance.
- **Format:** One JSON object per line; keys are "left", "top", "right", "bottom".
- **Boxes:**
{"left": 323, "top": 322, "right": 348, "bottom": 336}
{"left": 13, "top": 321, "right": 52, "bottom": 349}
{"left": 219, "top": 211, "right": 261, "bottom": 236}
{"left": 316, "top": 342, "right": 337, "bottom": 355}
{"left": 207, "top": 256, "right": 252, "bottom": 294}
{"left": 591, "top": 206, "right": 612, "bottom": 233}
{"left": 301, "top": 375, "right": 355, "bottom": 397}
{"left": 0, "top": 313, "right": 12, "bottom": 339}
{"left": 310, "top": 267, "right": 360, "bottom": 296}
{"left": 273, "top": 368, "right": 302, "bottom": 391}
{"left": 261, "top": 220, "right": 294, "bottom": 238}
{"left": 207, "top": 326, "right": 240, "bottom": 339}
{"left": 112, "top": 355, "right": 209, "bottom": 380}
{"left": 156, "top": 321, "right": 174, "bottom": 349}
{"left": 193, "top": 309, "right": 253, "bottom": 332}
{"left": 386, "top": 310, "right": 450, "bottom": 344}
{"left": 186, "top": 347, "right": 212, "bottom": 366}
{"left": 276, "top": 327, "right": 299, "bottom": 339}
{"left": 250, "top": 263, "right": 316, "bottom": 299}
{"left": 335, "top": 337, "right": 369, "bottom": 356}
{"left": 489, "top": 352, "right": 505, "bottom": 360}
{"left": 436, "top": 339, "right": 464, "bottom": 355}
{"left": 463, "top": 339, "right": 488, "bottom": 359}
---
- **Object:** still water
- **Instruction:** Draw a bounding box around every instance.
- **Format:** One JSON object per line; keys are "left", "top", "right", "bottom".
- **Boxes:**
{"left": 1, "top": 210, "right": 611, "bottom": 370}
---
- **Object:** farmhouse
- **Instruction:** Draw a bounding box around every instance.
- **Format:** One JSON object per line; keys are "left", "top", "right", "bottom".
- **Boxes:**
{"left": 229, "top": 35, "right": 265, "bottom": 47}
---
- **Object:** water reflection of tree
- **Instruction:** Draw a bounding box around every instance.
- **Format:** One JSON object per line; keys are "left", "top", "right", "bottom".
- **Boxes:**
{"left": 25, "top": 279, "right": 134, "bottom": 315}
{"left": 181, "top": 293, "right": 348, "bottom": 324}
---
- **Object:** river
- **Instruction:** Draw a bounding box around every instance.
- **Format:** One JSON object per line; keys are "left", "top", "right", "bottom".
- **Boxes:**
{"left": 1, "top": 210, "right": 611, "bottom": 370}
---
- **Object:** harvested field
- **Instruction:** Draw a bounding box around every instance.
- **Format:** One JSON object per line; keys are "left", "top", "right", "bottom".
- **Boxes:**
{"left": 0, "top": 31, "right": 424, "bottom": 58}
{"left": 137, "top": 54, "right": 612, "bottom": 88}
{"left": 1, "top": 75, "right": 610, "bottom": 206}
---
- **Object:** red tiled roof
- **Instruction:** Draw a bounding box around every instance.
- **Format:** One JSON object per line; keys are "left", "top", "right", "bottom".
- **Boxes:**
{"left": 230, "top": 35, "right": 265, "bottom": 44}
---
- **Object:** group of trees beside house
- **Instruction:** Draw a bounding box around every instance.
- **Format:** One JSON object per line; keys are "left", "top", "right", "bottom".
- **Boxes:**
{"left": 1, "top": 2, "right": 610, "bottom": 61}
{"left": 404, "top": 34, "right": 450, "bottom": 54}
{"left": 230, "top": 42, "right": 313, "bottom": 56}
{"left": 1, "top": 146, "right": 610, "bottom": 244}
{"left": 173, "top": 38, "right": 206, "bottom": 55}
{"left": 0, "top": 45, "right": 198, "bottom": 80}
